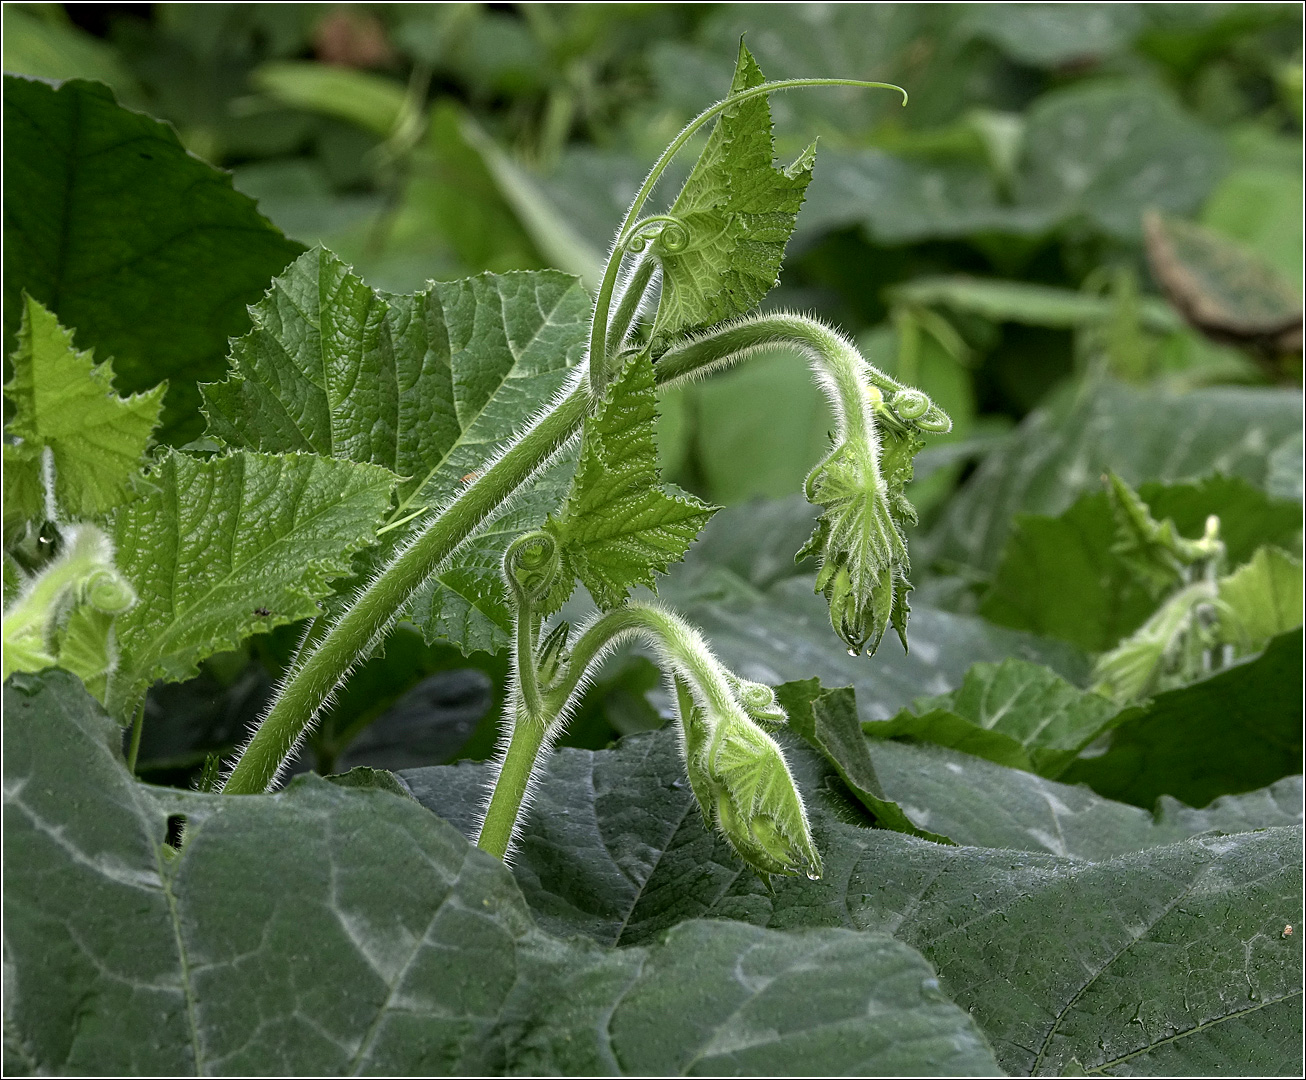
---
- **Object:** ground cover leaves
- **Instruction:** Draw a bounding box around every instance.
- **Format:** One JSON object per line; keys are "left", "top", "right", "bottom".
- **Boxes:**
{"left": 926, "top": 380, "right": 1303, "bottom": 576}
{"left": 1062, "top": 628, "right": 1304, "bottom": 809}
{"left": 403, "top": 722, "right": 1303, "bottom": 1077}
{"left": 3, "top": 671, "right": 1001, "bottom": 1077}
{"left": 978, "top": 476, "right": 1302, "bottom": 652}
{"left": 866, "top": 657, "right": 1122, "bottom": 777}
{"left": 2, "top": 76, "right": 303, "bottom": 442}
{"left": 200, "top": 247, "right": 591, "bottom": 654}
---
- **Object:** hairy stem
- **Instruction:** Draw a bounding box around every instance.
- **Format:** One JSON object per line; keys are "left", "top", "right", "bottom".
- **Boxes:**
{"left": 475, "top": 601, "right": 741, "bottom": 857}
{"left": 587, "top": 77, "right": 906, "bottom": 396}
{"left": 221, "top": 377, "right": 589, "bottom": 795}
{"left": 605, "top": 253, "right": 657, "bottom": 358}
{"left": 476, "top": 707, "right": 548, "bottom": 859}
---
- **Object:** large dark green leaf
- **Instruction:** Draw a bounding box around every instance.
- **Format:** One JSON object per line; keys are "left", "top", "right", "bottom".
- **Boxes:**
{"left": 405, "top": 724, "right": 1302, "bottom": 1076}
{"left": 927, "top": 381, "right": 1303, "bottom": 576}
{"left": 3, "top": 671, "right": 1002, "bottom": 1077}
{"left": 2, "top": 77, "right": 303, "bottom": 442}
{"left": 1063, "top": 628, "right": 1303, "bottom": 809}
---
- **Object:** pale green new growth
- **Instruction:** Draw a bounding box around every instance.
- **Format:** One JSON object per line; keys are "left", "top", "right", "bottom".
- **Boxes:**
{"left": 1217, "top": 545, "right": 1303, "bottom": 655}
{"left": 1105, "top": 470, "right": 1224, "bottom": 596}
{"left": 543, "top": 351, "right": 715, "bottom": 612}
{"left": 1, "top": 523, "right": 135, "bottom": 685}
{"left": 649, "top": 42, "right": 815, "bottom": 347}
{"left": 3, "top": 295, "right": 164, "bottom": 542}
{"left": 106, "top": 449, "right": 395, "bottom": 720}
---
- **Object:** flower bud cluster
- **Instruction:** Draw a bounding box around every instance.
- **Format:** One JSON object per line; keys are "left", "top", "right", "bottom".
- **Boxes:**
{"left": 801, "top": 377, "right": 947, "bottom": 657}
{"left": 673, "top": 672, "right": 821, "bottom": 880}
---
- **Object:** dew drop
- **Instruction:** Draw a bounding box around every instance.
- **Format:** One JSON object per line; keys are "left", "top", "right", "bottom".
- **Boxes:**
{"left": 847, "top": 647, "right": 860, "bottom": 657}
{"left": 806, "top": 868, "right": 822, "bottom": 881}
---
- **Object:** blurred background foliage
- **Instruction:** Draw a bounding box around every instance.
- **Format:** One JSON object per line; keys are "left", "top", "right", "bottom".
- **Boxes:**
{"left": 6, "top": 1, "right": 1300, "bottom": 778}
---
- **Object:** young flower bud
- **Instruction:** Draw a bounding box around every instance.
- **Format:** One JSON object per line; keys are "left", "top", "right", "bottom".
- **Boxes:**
{"left": 673, "top": 676, "right": 821, "bottom": 880}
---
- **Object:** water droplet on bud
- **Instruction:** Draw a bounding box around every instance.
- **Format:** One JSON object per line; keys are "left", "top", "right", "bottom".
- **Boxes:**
{"left": 846, "top": 647, "right": 860, "bottom": 657}
{"left": 806, "top": 868, "right": 821, "bottom": 881}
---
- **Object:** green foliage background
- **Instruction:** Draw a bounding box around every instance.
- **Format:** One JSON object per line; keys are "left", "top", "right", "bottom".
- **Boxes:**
{"left": 3, "top": 4, "right": 1302, "bottom": 1076}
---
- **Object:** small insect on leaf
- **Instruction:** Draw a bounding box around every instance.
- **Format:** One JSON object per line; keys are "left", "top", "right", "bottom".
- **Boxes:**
{"left": 1284, "top": 925, "right": 1294, "bottom": 937}
{"left": 461, "top": 471, "right": 480, "bottom": 485}
{"left": 253, "top": 607, "right": 271, "bottom": 617}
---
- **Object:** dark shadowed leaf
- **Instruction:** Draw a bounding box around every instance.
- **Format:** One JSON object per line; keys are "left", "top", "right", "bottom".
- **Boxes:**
{"left": 1063, "top": 628, "right": 1303, "bottom": 809}
{"left": 3, "top": 671, "right": 1001, "bottom": 1077}
{"left": 2, "top": 76, "right": 303, "bottom": 442}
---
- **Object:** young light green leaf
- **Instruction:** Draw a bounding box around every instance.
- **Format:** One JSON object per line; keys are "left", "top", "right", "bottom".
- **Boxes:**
{"left": 105, "top": 449, "right": 395, "bottom": 718}
{"left": 2, "top": 76, "right": 303, "bottom": 442}
{"left": 1218, "top": 545, "right": 1303, "bottom": 655}
{"left": 4, "top": 671, "right": 1001, "bottom": 1077}
{"left": 543, "top": 351, "right": 714, "bottom": 611}
{"left": 201, "top": 248, "right": 591, "bottom": 653}
{"left": 1104, "top": 470, "right": 1223, "bottom": 597}
{"left": 868, "top": 657, "right": 1124, "bottom": 778}
{"left": 650, "top": 42, "right": 815, "bottom": 345}
{"left": 1065, "top": 627, "right": 1303, "bottom": 809}
{"left": 4, "top": 295, "right": 164, "bottom": 538}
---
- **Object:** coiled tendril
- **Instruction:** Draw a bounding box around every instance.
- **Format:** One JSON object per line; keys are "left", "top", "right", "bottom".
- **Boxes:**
{"left": 623, "top": 215, "right": 690, "bottom": 256}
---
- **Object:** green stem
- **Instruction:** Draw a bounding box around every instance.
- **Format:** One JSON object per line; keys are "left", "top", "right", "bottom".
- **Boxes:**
{"left": 586, "top": 77, "right": 906, "bottom": 396}
{"left": 605, "top": 253, "right": 656, "bottom": 358}
{"left": 476, "top": 709, "right": 549, "bottom": 859}
{"left": 125, "top": 701, "right": 145, "bottom": 776}
{"left": 222, "top": 376, "right": 589, "bottom": 795}
{"left": 476, "top": 601, "right": 742, "bottom": 858}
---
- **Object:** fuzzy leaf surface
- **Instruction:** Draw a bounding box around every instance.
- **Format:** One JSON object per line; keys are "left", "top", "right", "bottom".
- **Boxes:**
{"left": 545, "top": 351, "right": 714, "bottom": 610}
{"left": 651, "top": 43, "right": 814, "bottom": 343}
{"left": 405, "top": 723, "right": 1303, "bottom": 1077}
{"left": 2, "top": 76, "right": 302, "bottom": 442}
{"left": 3, "top": 671, "right": 1001, "bottom": 1077}
{"left": 868, "top": 658, "right": 1123, "bottom": 777}
{"left": 1063, "top": 628, "right": 1303, "bottom": 810}
{"left": 3, "top": 295, "right": 164, "bottom": 540}
{"left": 106, "top": 449, "right": 395, "bottom": 717}
{"left": 202, "top": 249, "right": 591, "bottom": 653}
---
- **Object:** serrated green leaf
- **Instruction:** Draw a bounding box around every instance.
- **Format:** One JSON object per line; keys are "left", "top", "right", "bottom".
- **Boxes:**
{"left": 774, "top": 678, "right": 950, "bottom": 843}
{"left": 1218, "top": 546, "right": 1304, "bottom": 655}
{"left": 979, "top": 476, "right": 1302, "bottom": 652}
{"left": 868, "top": 658, "right": 1123, "bottom": 778}
{"left": 651, "top": 42, "right": 814, "bottom": 344}
{"left": 928, "top": 381, "right": 1303, "bottom": 576}
{"left": 3, "top": 296, "right": 164, "bottom": 540}
{"left": 105, "top": 449, "right": 395, "bottom": 717}
{"left": 2, "top": 76, "right": 303, "bottom": 442}
{"left": 202, "top": 248, "right": 591, "bottom": 653}
{"left": 1064, "top": 628, "right": 1303, "bottom": 810}
{"left": 404, "top": 722, "right": 1302, "bottom": 1077}
{"left": 545, "top": 351, "right": 714, "bottom": 611}
{"left": 3, "top": 671, "right": 1001, "bottom": 1077}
